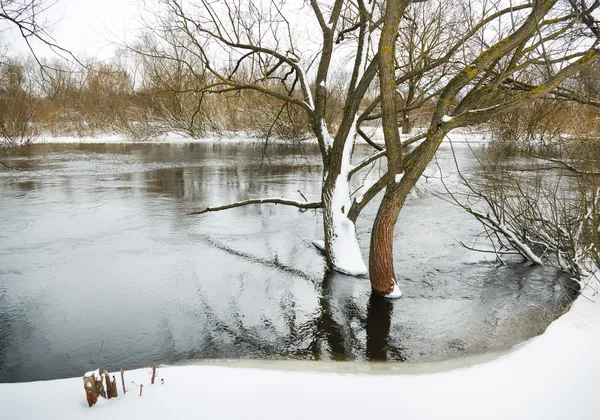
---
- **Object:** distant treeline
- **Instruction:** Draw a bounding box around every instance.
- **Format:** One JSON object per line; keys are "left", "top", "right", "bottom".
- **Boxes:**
{"left": 0, "top": 54, "right": 598, "bottom": 143}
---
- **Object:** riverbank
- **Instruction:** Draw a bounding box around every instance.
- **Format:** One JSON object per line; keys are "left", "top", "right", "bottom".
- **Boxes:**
{"left": 1, "top": 272, "right": 597, "bottom": 419}
{"left": 25, "top": 129, "right": 487, "bottom": 145}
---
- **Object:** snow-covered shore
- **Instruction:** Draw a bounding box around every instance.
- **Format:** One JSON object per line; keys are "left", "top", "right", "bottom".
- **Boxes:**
{"left": 29, "top": 129, "right": 487, "bottom": 145}
{"left": 1, "top": 273, "right": 598, "bottom": 420}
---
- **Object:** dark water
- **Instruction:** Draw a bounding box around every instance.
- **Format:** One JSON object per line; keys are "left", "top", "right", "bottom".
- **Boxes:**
{"left": 0, "top": 141, "right": 575, "bottom": 382}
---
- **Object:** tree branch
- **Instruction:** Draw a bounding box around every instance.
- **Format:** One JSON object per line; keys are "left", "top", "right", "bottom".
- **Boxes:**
{"left": 189, "top": 197, "right": 322, "bottom": 215}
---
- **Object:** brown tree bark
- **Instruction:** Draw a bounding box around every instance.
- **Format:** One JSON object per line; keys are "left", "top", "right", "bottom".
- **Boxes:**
{"left": 104, "top": 371, "right": 118, "bottom": 398}
{"left": 369, "top": 186, "right": 406, "bottom": 295}
{"left": 369, "top": 0, "right": 410, "bottom": 296}
{"left": 401, "top": 111, "right": 411, "bottom": 134}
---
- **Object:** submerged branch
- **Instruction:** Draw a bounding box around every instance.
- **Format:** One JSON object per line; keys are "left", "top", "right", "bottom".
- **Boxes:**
{"left": 189, "top": 198, "right": 322, "bottom": 215}
{"left": 523, "top": 152, "right": 600, "bottom": 175}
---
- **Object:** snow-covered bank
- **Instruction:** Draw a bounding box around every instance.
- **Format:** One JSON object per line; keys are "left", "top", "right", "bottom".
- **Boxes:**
{"left": 31, "top": 132, "right": 315, "bottom": 144}
{"left": 1, "top": 273, "right": 598, "bottom": 420}
{"left": 28, "top": 129, "right": 488, "bottom": 146}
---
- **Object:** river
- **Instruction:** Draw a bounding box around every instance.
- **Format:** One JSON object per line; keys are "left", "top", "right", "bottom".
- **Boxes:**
{"left": 0, "top": 140, "right": 574, "bottom": 382}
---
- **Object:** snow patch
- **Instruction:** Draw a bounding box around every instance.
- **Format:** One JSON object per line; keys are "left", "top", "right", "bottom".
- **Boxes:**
{"left": 467, "top": 105, "right": 500, "bottom": 113}
{"left": 84, "top": 368, "right": 102, "bottom": 381}
{"left": 297, "top": 67, "right": 315, "bottom": 111}
{"left": 354, "top": 0, "right": 375, "bottom": 83}
{"left": 395, "top": 174, "right": 403, "bottom": 183}
{"left": 384, "top": 282, "right": 403, "bottom": 299}
{"left": 320, "top": 119, "right": 334, "bottom": 150}
{"left": 442, "top": 115, "right": 453, "bottom": 123}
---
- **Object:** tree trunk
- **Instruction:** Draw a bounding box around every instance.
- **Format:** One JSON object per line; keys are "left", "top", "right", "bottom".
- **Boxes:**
{"left": 369, "top": 0, "right": 410, "bottom": 296}
{"left": 370, "top": 129, "right": 447, "bottom": 296}
{"left": 322, "top": 118, "right": 368, "bottom": 276}
{"left": 401, "top": 110, "right": 411, "bottom": 134}
{"left": 369, "top": 184, "right": 406, "bottom": 295}
{"left": 402, "top": 79, "right": 416, "bottom": 135}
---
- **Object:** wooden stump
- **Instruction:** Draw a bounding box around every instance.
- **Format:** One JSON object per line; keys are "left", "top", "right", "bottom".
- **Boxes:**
{"left": 83, "top": 369, "right": 106, "bottom": 407}
{"left": 104, "top": 371, "right": 118, "bottom": 398}
{"left": 151, "top": 362, "right": 157, "bottom": 385}
{"left": 83, "top": 376, "right": 98, "bottom": 407}
{"left": 121, "top": 368, "right": 126, "bottom": 394}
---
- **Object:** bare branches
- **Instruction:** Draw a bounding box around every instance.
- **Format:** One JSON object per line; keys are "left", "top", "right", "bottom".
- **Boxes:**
{"left": 440, "top": 137, "right": 600, "bottom": 279}
{"left": 0, "top": 0, "right": 81, "bottom": 70}
{"left": 160, "top": 0, "right": 316, "bottom": 113}
{"left": 188, "top": 197, "right": 322, "bottom": 215}
{"left": 523, "top": 152, "right": 600, "bottom": 175}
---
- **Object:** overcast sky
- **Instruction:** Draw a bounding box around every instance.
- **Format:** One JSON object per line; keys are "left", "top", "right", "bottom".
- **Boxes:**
{"left": 2, "top": 0, "right": 141, "bottom": 60}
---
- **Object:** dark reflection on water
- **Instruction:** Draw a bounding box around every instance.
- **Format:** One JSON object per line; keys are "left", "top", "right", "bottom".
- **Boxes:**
{"left": 366, "top": 296, "right": 396, "bottom": 361}
{"left": 0, "top": 141, "right": 576, "bottom": 382}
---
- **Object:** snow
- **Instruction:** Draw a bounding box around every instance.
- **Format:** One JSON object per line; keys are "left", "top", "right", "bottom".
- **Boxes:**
{"left": 25, "top": 130, "right": 489, "bottom": 148}
{"left": 311, "top": 240, "right": 325, "bottom": 255}
{"left": 354, "top": 0, "right": 375, "bottom": 83}
{"left": 355, "top": 30, "right": 369, "bottom": 82}
{"left": 296, "top": 67, "right": 315, "bottom": 111}
{"left": 383, "top": 282, "right": 403, "bottom": 299}
{"left": 30, "top": 132, "right": 319, "bottom": 145}
{"left": 319, "top": 119, "right": 334, "bottom": 150}
{"left": 84, "top": 369, "right": 102, "bottom": 381}
{"left": 469, "top": 208, "right": 544, "bottom": 265}
{"left": 467, "top": 104, "right": 501, "bottom": 113}
{"left": 441, "top": 115, "right": 453, "bottom": 122}
{"left": 1, "top": 272, "right": 598, "bottom": 419}
{"left": 395, "top": 173, "right": 403, "bottom": 183}
{"left": 328, "top": 114, "right": 368, "bottom": 276}
{"left": 353, "top": 129, "right": 488, "bottom": 148}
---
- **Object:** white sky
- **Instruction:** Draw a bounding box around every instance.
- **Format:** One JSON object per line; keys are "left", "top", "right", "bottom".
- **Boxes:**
{"left": 1, "top": 0, "right": 141, "bottom": 61}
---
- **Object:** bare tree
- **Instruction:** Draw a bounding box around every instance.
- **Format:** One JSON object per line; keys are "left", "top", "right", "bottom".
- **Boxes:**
{"left": 0, "top": 0, "right": 82, "bottom": 166}
{"left": 160, "top": 0, "right": 383, "bottom": 276}
{"left": 440, "top": 137, "right": 599, "bottom": 285}
{"left": 146, "top": 0, "right": 600, "bottom": 297}
{"left": 363, "top": 0, "right": 600, "bottom": 296}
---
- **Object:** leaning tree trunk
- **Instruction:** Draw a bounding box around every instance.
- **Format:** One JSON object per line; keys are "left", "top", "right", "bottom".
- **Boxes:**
{"left": 369, "top": 0, "right": 410, "bottom": 297}
{"left": 370, "top": 128, "right": 447, "bottom": 296}
{"left": 369, "top": 184, "right": 407, "bottom": 296}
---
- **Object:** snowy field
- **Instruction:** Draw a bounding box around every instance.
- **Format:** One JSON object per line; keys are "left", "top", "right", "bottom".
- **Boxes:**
{"left": 1, "top": 272, "right": 597, "bottom": 420}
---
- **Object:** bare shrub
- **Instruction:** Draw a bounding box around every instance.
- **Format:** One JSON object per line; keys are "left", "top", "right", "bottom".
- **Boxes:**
{"left": 442, "top": 139, "right": 599, "bottom": 284}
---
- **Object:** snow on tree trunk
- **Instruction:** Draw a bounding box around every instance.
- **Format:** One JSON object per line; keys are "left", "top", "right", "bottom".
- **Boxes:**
{"left": 319, "top": 118, "right": 334, "bottom": 151}
{"left": 323, "top": 115, "right": 368, "bottom": 276}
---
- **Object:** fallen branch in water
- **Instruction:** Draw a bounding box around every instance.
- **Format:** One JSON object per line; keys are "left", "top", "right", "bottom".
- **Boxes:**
{"left": 188, "top": 197, "right": 322, "bottom": 215}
